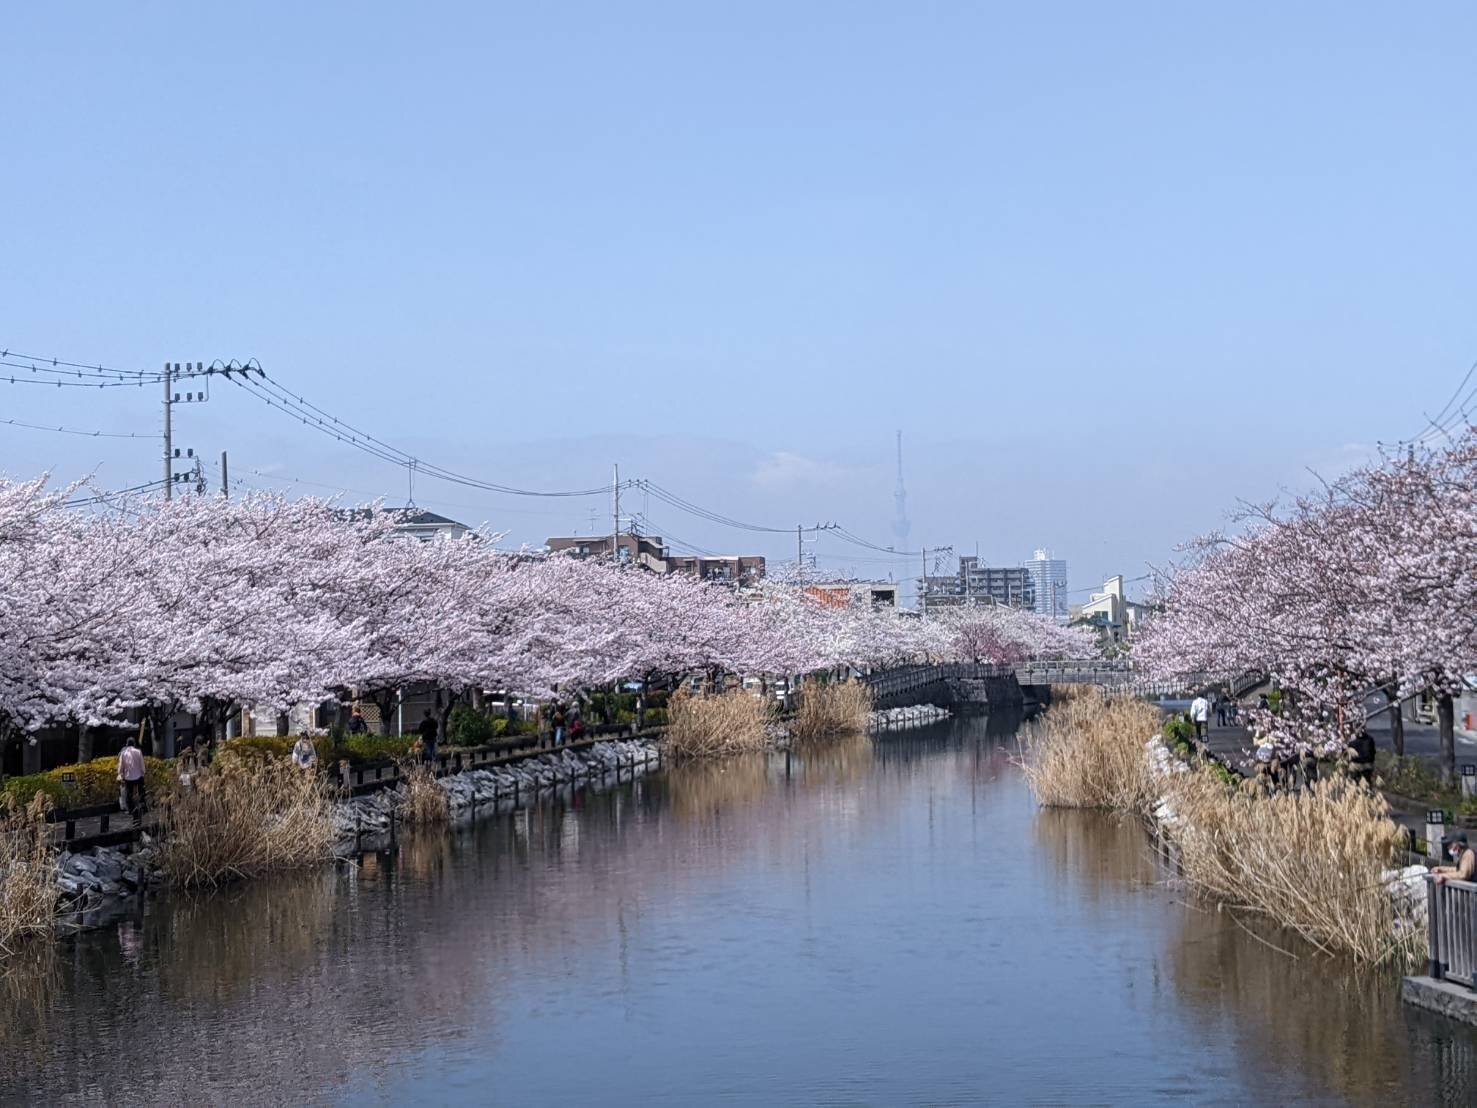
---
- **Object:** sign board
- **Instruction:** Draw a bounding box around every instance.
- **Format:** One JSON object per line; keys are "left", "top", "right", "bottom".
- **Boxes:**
{"left": 1463, "top": 765, "right": 1476, "bottom": 777}
{"left": 1428, "top": 810, "right": 1447, "bottom": 825}
{"left": 60, "top": 772, "right": 76, "bottom": 784}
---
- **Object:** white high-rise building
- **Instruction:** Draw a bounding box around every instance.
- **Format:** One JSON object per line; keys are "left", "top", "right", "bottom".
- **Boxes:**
{"left": 1025, "top": 548, "right": 1068, "bottom": 622}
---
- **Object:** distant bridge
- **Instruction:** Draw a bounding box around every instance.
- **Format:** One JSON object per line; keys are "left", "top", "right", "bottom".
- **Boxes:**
{"left": 861, "top": 662, "right": 1261, "bottom": 711}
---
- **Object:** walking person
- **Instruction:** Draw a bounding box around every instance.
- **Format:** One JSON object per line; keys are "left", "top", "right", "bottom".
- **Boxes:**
{"left": 347, "top": 707, "right": 369, "bottom": 735}
{"left": 552, "top": 702, "right": 566, "bottom": 747}
{"left": 1189, "top": 692, "right": 1210, "bottom": 743}
{"left": 117, "top": 736, "right": 147, "bottom": 825}
{"left": 1346, "top": 729, "right": 1376, "bottom": 785}
{"left": 292, "top": 734, "right": 319, "bottom": 770}
{"left": 417, "top": 710, "right": 439, "bottom": 767}
{"left": 1215, "top": 693, "right": 1229, "bottom": 727}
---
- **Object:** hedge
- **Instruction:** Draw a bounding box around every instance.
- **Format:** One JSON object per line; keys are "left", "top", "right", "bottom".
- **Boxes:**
{"left": 2, "top": 755, "right": 174, "bottom": 809}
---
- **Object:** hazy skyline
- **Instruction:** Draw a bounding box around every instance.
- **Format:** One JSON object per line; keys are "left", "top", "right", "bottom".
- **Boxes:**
{"left": 2, "top": 4, "right": 1473, "bottom": 596}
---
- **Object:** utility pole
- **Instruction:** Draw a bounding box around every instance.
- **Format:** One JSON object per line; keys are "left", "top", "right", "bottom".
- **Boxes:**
{"left": 162, "top": 362, "right": 173, "bottom": 500}
{"left": 797, "top": 524, "right": 804, "bottom": 579}
{"left": 921, "top": 545, "right": 928, "bottom": 617}
{"left": 612, "top": 463, "right": 620, "bottom": 563}
{"left": 220, "top": 450, "right": 229, "bottom": 497}
{"left": 163, "top": 361, "right": 212, "bottom": 498}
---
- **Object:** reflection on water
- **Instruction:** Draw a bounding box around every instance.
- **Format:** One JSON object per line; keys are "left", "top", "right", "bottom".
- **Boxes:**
{"left": 4, "top": 716, "right": 1476, "bottom": 1105}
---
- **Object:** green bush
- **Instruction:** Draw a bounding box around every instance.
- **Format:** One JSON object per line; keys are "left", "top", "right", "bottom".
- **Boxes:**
{"left": 1, "top": 773, "right": 66, "bottom": 807}
{"left": 222, "top": 735, "right": 334, "bottom": 765}
{"left": 1163, "top": 717, "right": 1195, "bottom": 746}
{"left": 2, "top": 755, "right": 173, "bottom": 809}
{"left": 337, "top": 735, "right": 415, "bottom": 765}
{"left": 447, "top": 706, "right": 497, "bottom": 748}
{"left": 1375, "top": 751, "right": 1456, "bottom": 806}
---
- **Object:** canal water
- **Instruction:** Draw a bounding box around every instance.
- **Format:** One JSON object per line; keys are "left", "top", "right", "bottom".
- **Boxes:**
{"left": 5, "top": 715, "right": 1477, "bottom": 1105}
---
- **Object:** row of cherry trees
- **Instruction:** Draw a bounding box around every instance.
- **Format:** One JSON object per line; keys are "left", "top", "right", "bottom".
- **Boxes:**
{"left": 0, "top": 481, "right": 1092, "bottom": 757}
{"left": 1137, "top": 425, "right": 1476, "bottom": 774}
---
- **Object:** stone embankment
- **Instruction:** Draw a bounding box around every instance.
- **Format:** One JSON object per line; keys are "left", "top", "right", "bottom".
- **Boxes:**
{"left": 334, "top": 738, "right": 660, "bottom": 836}
{"left": 56, "top": 843, "right": 157, "bottom": 929}
{"left": 52, "top": 738, "right": 661, "bottom": 929}
{"left": 869, "top": 705, "right": 951, "bottom": 729}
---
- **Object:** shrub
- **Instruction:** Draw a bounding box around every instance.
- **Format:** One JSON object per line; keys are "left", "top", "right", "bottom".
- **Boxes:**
{"left": 157, "top": 756, "right": 336, "bottom": 888}
{"left": 221, "top": 735, "right": 334, "bottom": 766}
{"left": 337, "top": 735, "right": 415, "bottom": 765}
{"left": 794, "top": 679, "right": 874, "bottom": 740}
{"left": 1163, "top": 717, "right": 1195, "bottom": 746}
{"left": 2, "top": 756, "right": 173, "bottom": 810}
{"left": 0, "top": 793, "right": 57, "bottom": 957}
{"left": 1020, "top": 689, "right": 1160, "bottom": 812}
{"left": 447, "top": 706, "right": 497, "bottom": 748}
{"left": 664, "top": 688, "right": 773, "bottom": 759}
{"left": 1374, "top": 751, "right": 1454, "bottom": 806}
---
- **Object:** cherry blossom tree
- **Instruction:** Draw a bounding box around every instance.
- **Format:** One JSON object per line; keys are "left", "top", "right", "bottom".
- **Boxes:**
{"left": 1139, "top": 424, "right": 1477, "bottom": 773}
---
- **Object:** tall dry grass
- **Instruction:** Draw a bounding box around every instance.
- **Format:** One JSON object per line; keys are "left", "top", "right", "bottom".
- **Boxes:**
{"left": 399, "top": 763, "right": 449, "bottom": 825}
{"left": 793, "top": 679, "right": 874, "bottom": 740}
{"left": 664, "top": 688, "right": 773, "bottom": 759}
{"left": 1019, "top": 688, "right": 1159, "bottom": 812}
{"left": 1165, "top": 772, "right": 1416, "bottom": 965}
{"left": 158, "top": 757, "right": 336, "bottom": 888}
{"left": 0, "top": 794, "right": 58, "bottom": 956}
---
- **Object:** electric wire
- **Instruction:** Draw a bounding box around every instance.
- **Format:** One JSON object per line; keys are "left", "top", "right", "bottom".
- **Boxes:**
{"left": 0, "top": 416, "right": 149, "bottom": 438}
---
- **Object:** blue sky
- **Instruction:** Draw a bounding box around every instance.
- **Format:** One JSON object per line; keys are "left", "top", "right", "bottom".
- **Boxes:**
{"left": 1, "top": 4, "right": 1473, "bottom": 598}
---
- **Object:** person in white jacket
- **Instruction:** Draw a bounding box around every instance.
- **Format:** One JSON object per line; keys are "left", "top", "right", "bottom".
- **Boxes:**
{"left": 1189, "top": 694, "right": 1210, "bottom": 742}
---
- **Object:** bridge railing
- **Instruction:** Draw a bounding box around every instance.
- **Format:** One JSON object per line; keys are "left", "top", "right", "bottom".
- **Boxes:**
{"left": 859, "top": 662, "right": 1013, "bottom": 701}
{"left": 1427, "top": 875, "right": 1477, "bottom": 989}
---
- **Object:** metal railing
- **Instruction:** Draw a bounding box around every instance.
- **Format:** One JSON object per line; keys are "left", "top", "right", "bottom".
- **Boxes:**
{"left": 1427, "top": 875, "right": 1477, "bottom": 988}
{"left": 860, "top": 663, "right": 1012, "bottom": 700}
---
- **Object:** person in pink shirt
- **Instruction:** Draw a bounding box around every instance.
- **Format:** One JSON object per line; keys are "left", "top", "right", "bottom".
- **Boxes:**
{"left": 116, "top": 736, "right": 147, "bottom": 822}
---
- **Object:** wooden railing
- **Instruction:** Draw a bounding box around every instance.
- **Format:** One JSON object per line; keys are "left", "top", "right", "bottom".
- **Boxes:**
{"left": 1427, "top": 875, "right": 1477, "bottom": 988}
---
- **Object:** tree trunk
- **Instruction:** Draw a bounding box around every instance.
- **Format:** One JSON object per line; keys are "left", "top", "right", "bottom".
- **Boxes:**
{"left": 77, "top": 724, "right": 93, "bottom": 763}
{"left": 1439, "top": 692, "right": 1457, "bottom": 784}
{"left": 148, "top": 708, "right": 168, "bottom": 758}
{"left": 275, "top": 712, "right": 290, "bottom": 738}
{"left": 371, "top": 689, "right": 399, "bottom": 736}
{"left": 1384, "top": 681, "right": 1404, "bottom": 758}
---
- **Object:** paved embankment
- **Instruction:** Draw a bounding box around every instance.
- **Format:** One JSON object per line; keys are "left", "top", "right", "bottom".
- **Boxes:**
{"left": 51, "top": 736, "right": 663, "bottom": 931}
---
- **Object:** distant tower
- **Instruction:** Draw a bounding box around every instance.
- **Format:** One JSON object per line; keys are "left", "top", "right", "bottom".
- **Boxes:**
{"left": 891, "top": 429, "right": 911, "bottom": 547}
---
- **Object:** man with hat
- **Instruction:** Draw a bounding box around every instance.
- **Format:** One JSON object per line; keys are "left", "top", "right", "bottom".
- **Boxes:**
{"left": 1435, "top": 831, "right": 1477, "bottom": 883}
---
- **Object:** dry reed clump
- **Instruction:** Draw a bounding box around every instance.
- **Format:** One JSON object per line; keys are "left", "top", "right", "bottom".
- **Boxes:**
{"left": 664, "top": 688, "right": 773, "bottom": 759}
{"left": 1048, "top": 683, "right": 1087, "bottom": 704}
{"left": 158, "top": 756, "right": 336, "bottom": 888}
{"left": 1019, "top": 688, "right": 1160, "bottom": 812}
{"left": 0, "top": 794, "right": 59, "bottom": 957}
{"left": 399, "top": 763, "right": 449, "bottom": 825}
{"left": 793, "top": 679, "right": 874, "bottom": 740}
{"left": 1165, "top": 771, "right": 1416, "bottom": 965}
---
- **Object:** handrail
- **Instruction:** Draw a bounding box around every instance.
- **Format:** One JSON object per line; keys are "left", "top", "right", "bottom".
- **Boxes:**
{"left": 1426, "top": 874, "right": 1477, "bottom": 988}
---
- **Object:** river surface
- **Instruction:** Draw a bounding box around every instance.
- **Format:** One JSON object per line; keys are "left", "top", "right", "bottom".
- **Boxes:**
{"left": 5, "top": 715, "right": 1477, "bottom": 1105}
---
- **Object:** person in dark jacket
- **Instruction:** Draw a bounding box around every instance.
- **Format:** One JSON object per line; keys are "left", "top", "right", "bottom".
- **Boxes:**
{"left": 1347, "top": 730, "right": 1376, "bottom": 783}
{"left": 417, "top": 710, "right": 439, "bottom": 766}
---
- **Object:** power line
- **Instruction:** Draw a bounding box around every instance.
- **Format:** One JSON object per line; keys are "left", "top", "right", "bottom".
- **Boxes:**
{"left": 0, "top": 347, "right": 166, "bottom": 381}
{"left": 221, "top": 369, "right": 620, "bottom": 499}
{"left": 0, "top": 416, "right": 148, "bottom": 439}
{"left": 62, "top": 478, "right": 170, "bottom": 508}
